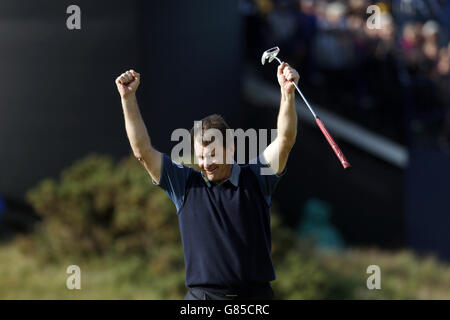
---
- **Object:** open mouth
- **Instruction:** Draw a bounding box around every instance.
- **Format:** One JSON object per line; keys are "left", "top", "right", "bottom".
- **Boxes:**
{"left": 205, "top": 167, "right": 218, "bottom": 175}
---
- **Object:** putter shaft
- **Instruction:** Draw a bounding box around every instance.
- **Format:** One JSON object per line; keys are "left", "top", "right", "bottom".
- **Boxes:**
{"left": 274, "top": 56, "right": 351, "bottom": 169}
{"left": 274, "top": 57, "right": 317, "bottom": 119}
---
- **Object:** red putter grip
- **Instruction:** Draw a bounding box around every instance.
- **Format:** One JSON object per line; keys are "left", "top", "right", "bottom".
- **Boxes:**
{"left": 315, "top": 118, "right": 351, "bottom": 169}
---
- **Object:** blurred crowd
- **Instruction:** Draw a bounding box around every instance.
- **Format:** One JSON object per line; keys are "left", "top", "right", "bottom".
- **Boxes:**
{"left": 240, "top": 0, "right": 449, "bottom": 147}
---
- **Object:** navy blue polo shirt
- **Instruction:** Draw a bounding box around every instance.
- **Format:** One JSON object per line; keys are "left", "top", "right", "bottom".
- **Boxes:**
{"left": 154, "top": 153, "right": 285, "bottom": 291}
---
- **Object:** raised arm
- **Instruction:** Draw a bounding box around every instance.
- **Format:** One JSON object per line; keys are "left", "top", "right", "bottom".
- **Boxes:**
{"left": 115, "top": 70, "right": 162, "bottom": 183}
{"left": 262, "top": 62, "right": 299, "bottom": 174}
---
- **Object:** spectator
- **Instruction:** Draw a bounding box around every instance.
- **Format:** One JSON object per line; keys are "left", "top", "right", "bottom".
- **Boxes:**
{"left": 312, "top": 2, "right": 354, "bottom": 70}
{"left": 266, "top": 0, "right": 299, "bottom": 57}
{"left": 242, "top": 0, "right": 449, "bottom": 146}
{"left": 400, "top": 23, "right": 422, "bottom": 71}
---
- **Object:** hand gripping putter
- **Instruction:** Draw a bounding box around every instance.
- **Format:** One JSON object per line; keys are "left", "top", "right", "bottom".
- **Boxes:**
{"left": 261, "top": 46, "right": 351, "bottom": 169}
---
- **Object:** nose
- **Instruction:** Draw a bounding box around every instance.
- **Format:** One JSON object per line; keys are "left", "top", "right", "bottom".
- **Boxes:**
{"left": 204, "top": 156, "right": 216, "bottom": 169}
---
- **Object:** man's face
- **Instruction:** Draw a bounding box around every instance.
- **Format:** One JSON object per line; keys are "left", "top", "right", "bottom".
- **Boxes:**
{"left": 194, "top": 141, "right": 233, "bottom": 183}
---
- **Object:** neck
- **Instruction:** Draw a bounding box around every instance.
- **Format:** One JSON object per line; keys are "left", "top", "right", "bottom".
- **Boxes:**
{"left": 224, "top": 163, "right": 233, "bottom": 179}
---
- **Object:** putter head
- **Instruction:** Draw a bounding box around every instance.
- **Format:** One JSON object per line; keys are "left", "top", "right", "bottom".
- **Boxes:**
{"left": 261, "top": 46, "right": 280, "bottom": 65}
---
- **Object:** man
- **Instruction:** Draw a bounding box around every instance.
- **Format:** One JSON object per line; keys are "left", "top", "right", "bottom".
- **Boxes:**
{"left": 115, "top": 62, "right": 299, "bottom": 300}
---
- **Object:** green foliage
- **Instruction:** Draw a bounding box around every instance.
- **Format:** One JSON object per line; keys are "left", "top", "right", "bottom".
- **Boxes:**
{"left": 13, "top": 153, "right": 450, "bottom": 299}
{"left": 24, "top": 154, "right": 182, "bottom": 271}
{"left": 270, "top": 210, "right": 358, "bottom": 299}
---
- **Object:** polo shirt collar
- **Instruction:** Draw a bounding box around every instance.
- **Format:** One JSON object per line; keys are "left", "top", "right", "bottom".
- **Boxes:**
{"left": 202, "top": 162, "right": 241, "bottom": 187}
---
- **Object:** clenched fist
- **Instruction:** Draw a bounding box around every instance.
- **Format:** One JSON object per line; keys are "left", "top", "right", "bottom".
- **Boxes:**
{"left": 277, "top": 62, "right": 299, "bottom": 95}
{"left": 116, "top": 69, "right": 140, "bottom": 98}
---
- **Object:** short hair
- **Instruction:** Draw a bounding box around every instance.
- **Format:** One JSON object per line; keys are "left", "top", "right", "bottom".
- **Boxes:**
{"left": 189, "top": 114, "right": 233, "bottom": 150}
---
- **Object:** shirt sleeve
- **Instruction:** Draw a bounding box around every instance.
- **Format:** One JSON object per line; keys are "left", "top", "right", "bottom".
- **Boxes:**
{"left": 153, "top": 153, "right": 193, "bottom": 213}
{"left": 249, "top": 153, "right": 286, "bottom": 207}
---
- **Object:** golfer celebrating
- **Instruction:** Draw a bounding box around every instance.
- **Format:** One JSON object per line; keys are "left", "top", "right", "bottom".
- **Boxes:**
{"left": 115, "top": 63, "right": 299, "bottom": 300}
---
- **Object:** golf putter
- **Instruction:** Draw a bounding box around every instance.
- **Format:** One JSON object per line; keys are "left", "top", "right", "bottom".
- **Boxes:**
{"left": 261, "top": 46, "right": 351, "bottom": 169}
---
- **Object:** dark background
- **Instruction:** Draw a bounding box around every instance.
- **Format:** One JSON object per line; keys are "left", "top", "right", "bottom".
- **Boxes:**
{"left": 0, "top": 0, "right": 448, "bottom": 259}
